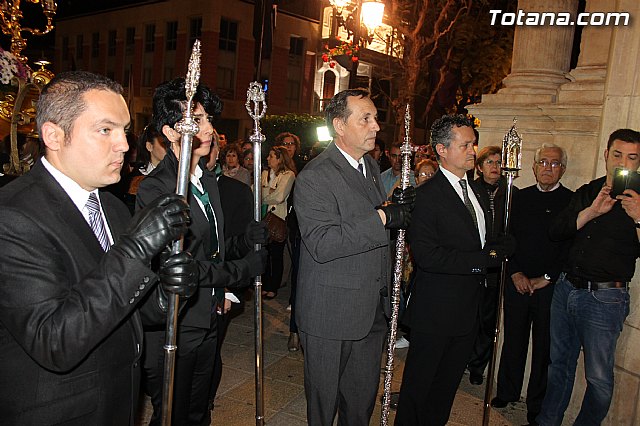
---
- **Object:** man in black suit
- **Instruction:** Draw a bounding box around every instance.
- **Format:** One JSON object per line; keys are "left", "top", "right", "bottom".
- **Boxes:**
{"left": 294, "top": 88, "right": 414, "bottom": 426}
{"left": 0, "top": 71, "right": 193, "bottom": 425}
{"left": 395, "top": 114, "right": 514, "bottom": 425}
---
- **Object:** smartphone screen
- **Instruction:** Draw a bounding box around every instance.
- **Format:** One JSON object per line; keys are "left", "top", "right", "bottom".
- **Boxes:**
{"left": 611, "top": 167, "right": 640, "bottom": 198}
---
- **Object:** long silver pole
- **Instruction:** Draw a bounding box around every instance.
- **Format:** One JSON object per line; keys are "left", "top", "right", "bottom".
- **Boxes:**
{"left": 482, "top": 119, "right": 522, "bottom": 426}
{"left": 246, "top": 82, "right": 267, "bottom": 426}
{"left": 161, "top": 40, "right": 201, "bottom": 426}
{"left": 381, "top": 104, "right": 412, "bottom": 425}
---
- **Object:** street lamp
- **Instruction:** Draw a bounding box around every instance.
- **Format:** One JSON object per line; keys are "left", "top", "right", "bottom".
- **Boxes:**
{"left": 327, "top": 0, "right": 385, "bottom": 88}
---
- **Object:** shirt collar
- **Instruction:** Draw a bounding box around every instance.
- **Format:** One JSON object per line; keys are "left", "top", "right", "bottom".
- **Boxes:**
{"left": 537, "top": 182, "right": 561, "bottom": 192}
{"left": 335, "top": 144, "right": 366, "bottom": 177}
{"left": 439, "top": 165, "right": 468, "bottom": 187}
{"left": 41, "top": 157, "right": 98, "bottom": 212}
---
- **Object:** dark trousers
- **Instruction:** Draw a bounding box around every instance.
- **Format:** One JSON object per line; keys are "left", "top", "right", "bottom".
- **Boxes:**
{"left": 144, "top": 322, "right": 218, "bottom": 426}
{"left": 263, "top": 239, "right": 285, "bottom": 293}
{"left": 496, "top": 282, "right": 553, "bottom": 422}
{"left": 395, "top": 327, "right": 477, "bottom": 426}
{"left": 468, "top": 284, "right": 499, "bottom": 376}
{"left": 289, "top": 234, "right": 301, "bottom": 333}
{"left": 299, "top": 303, "right": 386, "bottom": 426}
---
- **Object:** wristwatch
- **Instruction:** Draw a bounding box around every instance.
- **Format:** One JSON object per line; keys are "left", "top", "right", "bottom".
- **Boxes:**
{"left": 544, "top": 273, "right": 552, "bottom": 281}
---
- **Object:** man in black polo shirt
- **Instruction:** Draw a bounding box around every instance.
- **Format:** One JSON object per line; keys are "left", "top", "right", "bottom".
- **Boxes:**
{"left": 537, "top": 129, "right": 640, "bottom": 425}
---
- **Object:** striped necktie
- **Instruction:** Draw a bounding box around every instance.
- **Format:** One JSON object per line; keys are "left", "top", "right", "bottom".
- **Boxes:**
{"left": 85, "top": 193, "right": 110, "bottom": 251}
{"left": 459, "top": 179, "right": 478, "bottom": 230}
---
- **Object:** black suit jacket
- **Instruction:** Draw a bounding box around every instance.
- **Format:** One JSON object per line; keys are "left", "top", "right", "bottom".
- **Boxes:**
{"left": 136, "top": 151, "right": 253, "bottom": 333}
{"left": 405, "top": 169, "right": 492, "bottom": 336}
{"left": 0, "top": 161, "right": 157, "bottom": 425}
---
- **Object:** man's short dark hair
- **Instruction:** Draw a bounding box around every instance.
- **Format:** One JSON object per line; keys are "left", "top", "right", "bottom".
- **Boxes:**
{"left": 152, "top": 78, "right": 223, "bottom": 139}
{"left": 324, "top": 88, "right": 370, "bottom": 137}
{"left": 36, "top": 71, "right": 123, "bottom": 142}
{"left": 607, "top": 128, "right": 640, "bottom": 150}
{"left": 429, "top": 114, "right": 473, "bottom": 160}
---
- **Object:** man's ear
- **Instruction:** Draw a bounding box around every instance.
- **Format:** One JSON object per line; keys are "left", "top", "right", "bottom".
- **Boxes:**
{"left": 333, "top": 117, "right": 345, "bottom": 137}
{"left": 162, "top": 124, "right": 179, "bottom": 142}
{"left": 436, "top": 143, "right": 446, "bottom": 157}
{"left": 41, "top": 122, "right": 63, "bottom": 151}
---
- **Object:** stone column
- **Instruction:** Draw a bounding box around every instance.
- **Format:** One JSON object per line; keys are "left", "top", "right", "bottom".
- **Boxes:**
{"left": 492, "top": 0, "right": 579, "bottom": 103}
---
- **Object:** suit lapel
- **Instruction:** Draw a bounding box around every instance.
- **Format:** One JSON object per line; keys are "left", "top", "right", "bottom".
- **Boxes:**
{"left": 327, "top": 143, "right": 384, "bottom": 206}
{"left": 435, "top": 171, "right": 481, "bottom": 244}
{"left": 469, "top": 179, "right": 493, "bottom": 237}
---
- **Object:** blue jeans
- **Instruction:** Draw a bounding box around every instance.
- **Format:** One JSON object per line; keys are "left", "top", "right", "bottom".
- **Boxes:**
{"left": 537, "top": 274, "right": 629, "bottom": 426}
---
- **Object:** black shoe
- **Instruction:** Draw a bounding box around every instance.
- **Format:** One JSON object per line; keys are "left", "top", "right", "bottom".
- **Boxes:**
{"left": 490, "top": 397, "right": 511, "bottom": 408}
{"left": 469, "top": 372, "right": 483, "bottom": 385}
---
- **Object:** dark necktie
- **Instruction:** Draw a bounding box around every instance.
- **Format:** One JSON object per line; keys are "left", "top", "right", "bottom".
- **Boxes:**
{"left": 190, "top": 183, "right": 225, "bottom": 307}
{"left": 459, "top": 179, "right": 478, "bottom": 230}
{"left": 190, "top": 183, "right": 219, "bottom": 262}
{"left": 85, "top": 193, "right": 110, "bottom": 251}
{"left": 357, "top": 162, "right": 364, "bottom": 175}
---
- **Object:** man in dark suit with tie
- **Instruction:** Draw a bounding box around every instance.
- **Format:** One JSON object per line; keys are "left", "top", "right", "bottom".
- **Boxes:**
{"left": 395, "top": 114, "right": 514, "bottom": 425}
{"left": 0, "top": 71, "right": 194, "bottom": 425}
{"left": 294, "top": 88, "right": 414, "bottom": 426}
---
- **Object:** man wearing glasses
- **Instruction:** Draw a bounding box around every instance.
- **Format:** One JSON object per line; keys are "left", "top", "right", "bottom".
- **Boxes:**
{"left": 490, "top": 144, "right": 572, "bottom": 425}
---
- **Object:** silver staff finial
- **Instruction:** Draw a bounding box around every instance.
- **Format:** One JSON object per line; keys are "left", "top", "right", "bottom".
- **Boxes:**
{"left": 501, "top": 117, "right": 523, "bottom": 172}
{"left": 184, "top": 39, "right": 201, "bottom": 104}
{"left": 245, "top": 82, "right": 267, "bottom": 145}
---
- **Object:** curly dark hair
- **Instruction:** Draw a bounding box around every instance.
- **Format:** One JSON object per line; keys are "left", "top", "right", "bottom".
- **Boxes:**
{"left": 324, "top": 88, "right": 370, "bottom": 137}
{"left": 429, "top": 114, "right": 473, "bottom": 160}
{"left": 151, "top": 78, "right": 223, "bottom": 138}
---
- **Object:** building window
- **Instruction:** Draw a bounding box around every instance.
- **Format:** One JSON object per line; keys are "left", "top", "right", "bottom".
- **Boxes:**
{"left": 91, "top": 32, "right": 100, "bottom": 58}
{"left": 62, "top": 36, "right": 69, "bottom": 60}
{"left": 289, "top": 37, "right": 304, "bottom": 57}
{"left": 143, "top": 67, "right": 153, "bottom": 87}
{"left": 145, "top": 24, "right": 155, "bottom": 53}
{"left": 219, "top": 18, "right": 237, "bottom": 52}
{"left": 76, "top": 34, "right": 83, "bottom": 59}
{"left": 286, "top": 80, "right": 300, "bottom": 109}
{"left": 166, "top": 21, "right": 178, "bottom": 51}
{"left": 216, "top": 66, "right": 235, "bottom": 97}
{"left": 108, "top": 30, "right": 116, "bottom": 57}
{"left": 189, "top": 16, "right": 202, "bottom": 46}
{"left": 125, "top": 27, "right": 135, "bottom": 55}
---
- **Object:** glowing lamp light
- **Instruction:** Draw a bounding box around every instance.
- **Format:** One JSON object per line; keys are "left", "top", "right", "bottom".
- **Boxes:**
{"left": 316, "top": 126, "right": 332, "bottom": 142}
{"left": 329, "top": 0, "right": 350, "bottom": 8}
{"left": 361, "top": 0, "right": 385, "bottom": 31}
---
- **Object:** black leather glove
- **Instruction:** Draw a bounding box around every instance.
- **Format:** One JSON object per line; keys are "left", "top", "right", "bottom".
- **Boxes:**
{"left": 244, "top": 248, "right": 268, "bottom": 277}
{"left": 377, "top": 203, "right": 412, "bottom": 230}
{"left": 244, "top": 220, "right": 268, "bottom": 247}
{"left": 484, "top": 234, "right": 517, "bottom": 268}
{"left": 158, "top": 250, "right": 198, "bottom": 298}
{"left": 113, "top": 194, "right": 190, "bottom": 265}
{"left": 392, "top": 186, "right": 416, "bottom": 208}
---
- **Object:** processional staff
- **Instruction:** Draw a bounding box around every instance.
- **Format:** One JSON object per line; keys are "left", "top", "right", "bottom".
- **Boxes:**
{"left": 482, "top": 118, "right": 522, "bottom": 426}
{"left": 245, "top": 81, "right": 267, "bottom": 426}
{"left": 161, "top": 39, "right": 201, "bottom": 426}
{"left": 381, "top": 104, "right": 412, "bottom": 426}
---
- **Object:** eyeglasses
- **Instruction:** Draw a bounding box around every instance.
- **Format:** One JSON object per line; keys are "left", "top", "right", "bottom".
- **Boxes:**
{"left": 483, "top": 159, "right": 500, "bottom": 167}
{"left": 536, "top": 159, "right": 563, "bottom": 168}
{"left": 417, "top": 171, "right": 435, "bottom": 178}
{"left": 282, "top": 141, "right": 296, "bottom": 147}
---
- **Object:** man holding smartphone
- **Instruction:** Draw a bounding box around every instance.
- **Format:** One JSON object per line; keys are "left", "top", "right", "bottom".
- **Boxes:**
{"left": 537, "top": 129, "right": 640, "bottom": 425}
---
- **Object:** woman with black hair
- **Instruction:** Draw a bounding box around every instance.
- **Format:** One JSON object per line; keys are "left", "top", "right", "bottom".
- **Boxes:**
{"left": 136, "top": 78, "right": 267, "bottom": 425}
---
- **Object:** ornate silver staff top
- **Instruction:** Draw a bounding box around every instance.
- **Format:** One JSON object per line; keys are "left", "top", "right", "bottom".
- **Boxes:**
{"left": 400, "top": 104, "right": 412, "bottom": 189}
{"left": 245, "top": 82, "right": 267, "bottom": 145}
{"left": 501, "top": 117, "right": 522, "bottom": 172}
{"left": 174, "top": 39, "right": 201, "bottom": 139}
